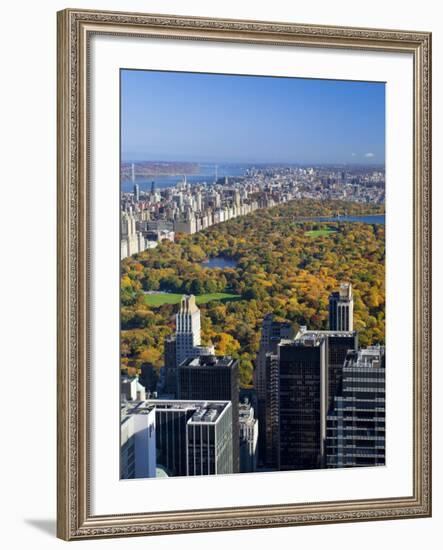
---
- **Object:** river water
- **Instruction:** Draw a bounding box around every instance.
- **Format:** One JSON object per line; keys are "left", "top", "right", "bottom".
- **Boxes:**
{"left": 121, "top": 164, "right": 247, "bottom": 192}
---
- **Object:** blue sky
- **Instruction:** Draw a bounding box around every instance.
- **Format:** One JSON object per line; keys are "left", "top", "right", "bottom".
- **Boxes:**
{"left": 121, "top": 69, "right": 385, "bottom": 165}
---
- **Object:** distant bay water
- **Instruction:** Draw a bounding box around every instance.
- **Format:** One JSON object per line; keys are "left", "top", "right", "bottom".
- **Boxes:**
{"left": 121, "top": 164, "right": 248, "bottom": 192}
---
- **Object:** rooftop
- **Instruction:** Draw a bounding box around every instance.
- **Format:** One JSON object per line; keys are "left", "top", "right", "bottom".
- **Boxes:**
{"left": 179, "top": 294, "right": 199, "bottom": 314}
{"left": 296, "top": 327, "right": 356, "bottom": 338}
{"left": 122, "top": 399, "right": 231, "bottom": 425}
{"left": 280, "top": 333, "right": 325, "bottom": 348}
{"left": 121, "top": 401, "right": 155, "bottom": 419}
{"left": 344, "top": 346, "right": 385, "bottom": 370}
{"left": 180, "top": 355, "right": 236, "bottom": 368}
{"left": 329, "top": 282, "right": 353, "bottom": 301}
{"left": 339, "top": 282, "right": 353, "bottom": 299}
{"left": 188, "top": 403, "right": 230, "bottom": 424}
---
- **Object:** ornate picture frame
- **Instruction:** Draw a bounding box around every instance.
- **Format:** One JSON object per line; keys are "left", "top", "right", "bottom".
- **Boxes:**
{"left": 57, "top": 8, "right": 431, "bottom": 540}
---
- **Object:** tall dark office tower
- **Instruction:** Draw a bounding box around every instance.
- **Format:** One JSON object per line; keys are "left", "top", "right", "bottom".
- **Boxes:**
{"left": 154, "top": 401, "right": 192, "bottom": 476}
{"left": 151, "top": 181, "right": 155, "bottom": 195}
{"left": 254, "top": 314, "right": 293, "bottom": 466}
{"left": 139, "top": 363, "right": 158, "bottom": 394}
{"left": 278, "top": 333, "right": 327, "bottom": 471}
{"left": 133, "top": 182, "right": 140, "bottom": 202}
{"left": 162, "top": 336, "right": 177, "bottom": 396}
{"left": 326, "top": 346, "right": 385, "bottom": 468}
{"left": 295, "top": 327, "right": 358, "bottom": 411}
{"left": 326, "top": 332, "right": 358, "bottom": 410}
{"left": 329, "top": 282, "right": 354, "bottom": 331}
{"left": 178, "top": 355, "right": 240, "bottom": 473}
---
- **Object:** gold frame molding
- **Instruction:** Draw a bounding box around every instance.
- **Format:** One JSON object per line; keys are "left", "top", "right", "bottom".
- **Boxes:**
{"left": 57, "top": 8, "right": 432, "bottom": 541}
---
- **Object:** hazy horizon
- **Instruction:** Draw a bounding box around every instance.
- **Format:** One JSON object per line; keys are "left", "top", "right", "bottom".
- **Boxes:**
{"left": 121, "top": 159, "right": 385, "bottom": 168}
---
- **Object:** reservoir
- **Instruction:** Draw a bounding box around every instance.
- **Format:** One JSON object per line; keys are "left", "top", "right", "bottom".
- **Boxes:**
{"left": 312, "top": 214, "right": 385, "bottom": 224}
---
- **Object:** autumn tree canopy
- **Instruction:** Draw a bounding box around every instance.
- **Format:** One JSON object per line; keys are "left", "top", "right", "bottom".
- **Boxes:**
{"left": 121, "top": 199, "right": 385, "bottom": 388}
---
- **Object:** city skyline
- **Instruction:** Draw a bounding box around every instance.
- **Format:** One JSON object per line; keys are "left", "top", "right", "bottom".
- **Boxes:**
{"left": 121, "top": 69, "right": 385, "bottom": 165}
{"left": 120, "top": 69, "right": 386, "bottom": 480}
{"left": 121, "top": 284, "right": 385, "bottom": 478}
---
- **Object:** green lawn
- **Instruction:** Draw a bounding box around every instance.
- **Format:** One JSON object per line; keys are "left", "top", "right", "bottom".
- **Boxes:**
{"left": 144, "top": 292, "right": 241, "bottom": 307}
{"left": 305, "top": 228, "right": 338, "bottom": 237}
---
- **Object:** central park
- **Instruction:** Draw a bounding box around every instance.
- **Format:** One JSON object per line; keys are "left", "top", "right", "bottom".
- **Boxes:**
{"left": 121, "top": 198, "right": 385, "bottom": 388}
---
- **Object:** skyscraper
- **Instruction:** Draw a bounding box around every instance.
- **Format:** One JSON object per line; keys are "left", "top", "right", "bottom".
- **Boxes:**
{"left": 295, "top": 327, "right": 358, "bottom": 411}
{"left": 178, "top": 355, "right": 240, "bottom": 473}
{"left": 254, "top": 314, "right": 293, "bottom": 466}
{"left": 278, "top": 333, "right": 327, "bottom": 470}
{"left": 122, "top": 400, "right": 233, "bottom": 478}
{"left": 121, "top": 210, "right": 149, "bottom": 259}
{"left": 187, "top": 401, "right": 233, "bottom": 476}
{"left": 325, "top": 332, "right": 358, "bottom": 410}
{"left": 329, "top": 282, "right": 354, "bottom": 331}
{"left": 326, "top": 346, "right": 385, "bottom": 468}
{"left": 133, "top": 182, "right": 140, "bottom": 202}
{"left": 120, "top": 402, "right": 156, "bottom": 479}
{"left": 154, "top": 400, "right": 190, "bottom": 477}
{"left": 162, "top": 336, "right": 177, "bottom": 395}
{"left": 256, "top": 326, "right": 357, "bottom": 471}
{"left": 175, "top": 295, "right": 214, "bottom": 368}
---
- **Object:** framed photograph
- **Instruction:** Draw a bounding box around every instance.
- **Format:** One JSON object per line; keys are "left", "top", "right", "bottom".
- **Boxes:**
{"left": 57, "top": 8, "right": 432, "bottom": 540}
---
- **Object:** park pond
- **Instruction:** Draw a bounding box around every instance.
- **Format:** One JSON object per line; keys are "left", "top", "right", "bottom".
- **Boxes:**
{"left": 201, "top": 256, "right": 238, "bottom": 269}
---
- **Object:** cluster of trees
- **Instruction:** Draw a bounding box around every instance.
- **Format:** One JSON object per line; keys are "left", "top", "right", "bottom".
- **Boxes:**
{"left": 121, "top": 199, "right": 385, "bottom": 387}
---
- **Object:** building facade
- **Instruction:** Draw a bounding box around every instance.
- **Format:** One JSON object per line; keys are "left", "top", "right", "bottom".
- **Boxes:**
{"left": 256, "top": 325, "right": 357, "bottom": 471}
{"left": 239, "top": 399, "right": 259, "bottom": 473}
{"left": 295, "top": 327, "right": 358, "bottom": 412}
{"left": 278, "top": 333, "right": 327, "bottom": 470}
{"left": 263, "top": 352, "right": 280, "bottom": 469}
{"left": 120, "top": 402, "right": 156, "bottom": 479}
{"left": 175, "top": 295, "right": 215, "bottom": 368}
{"left": 161, "top": 336, "right": 177, "bottom": 396}
{"left": 326, "top": 346, "right": 385, "bottom": 468}
{"left": 187, "top": 401, "right": 233, "bottom": 476}
{"left": 121, "top": 400, "right": 233, "bottom": 478}
{"left": 120, "top": 211, "right": 157, "bottom": 260}
{"left": 254, "top": 314, "right": 293, "bottom": 466}
{"left": 178, "top": 355, "right": 240, "bottom": 473}
{"left": 120, "top": 374, "right": 147, "bottom": 402}
{"left": 154, "top": 401, "right": 191, "bottom": 476}
{"left": 328, "top": 282, "right": 354, "bottom": 331}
